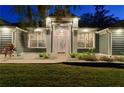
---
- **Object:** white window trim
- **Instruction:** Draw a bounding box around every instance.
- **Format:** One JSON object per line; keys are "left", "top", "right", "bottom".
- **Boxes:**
{"left": 28, "top": 32, "right": 47, "bottom": 48}
{"left": 77, "top": 32, "right": 95, "bottom": 49}
{"left": 12, "top": 32, "right": 16, "bottom": 46}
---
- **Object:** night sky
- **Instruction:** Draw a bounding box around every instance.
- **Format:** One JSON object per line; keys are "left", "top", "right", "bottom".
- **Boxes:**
{"left": 0, "top": 5, "right": 124, "bottom": 23}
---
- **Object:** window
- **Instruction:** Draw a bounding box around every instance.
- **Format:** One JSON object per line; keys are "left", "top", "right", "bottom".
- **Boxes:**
{"left": 77, "top": 32, "right": 95, "bottom": 48}
{"left": 28, "top": 32, "right": 46, "bottom": 48}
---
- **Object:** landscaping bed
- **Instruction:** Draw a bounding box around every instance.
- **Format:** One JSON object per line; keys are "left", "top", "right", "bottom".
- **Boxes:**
{"left": 69, "top": 49, "right": 124, "bottom": 62}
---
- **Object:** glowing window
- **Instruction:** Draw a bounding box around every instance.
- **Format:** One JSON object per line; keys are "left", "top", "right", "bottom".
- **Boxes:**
{"left": 77, "top": 32, "right": 95, "bottom": 48}
{"left": 29, "top": 32, "right": 46, "bottom": 48}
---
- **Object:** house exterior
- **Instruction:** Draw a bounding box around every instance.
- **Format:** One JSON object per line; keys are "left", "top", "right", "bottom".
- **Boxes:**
{"left": 98, "top": 27, "right": 124, "bottom": 55}
{"left": 0, "top": 26, "right": 27, "bottom": 55}
{"left": 0, "top": 17, "right": 124, "bottom": 55}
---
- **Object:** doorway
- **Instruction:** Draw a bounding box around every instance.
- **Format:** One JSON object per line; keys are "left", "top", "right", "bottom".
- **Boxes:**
{"left": 52, "top": 24, "right": 71, "bottom": 53}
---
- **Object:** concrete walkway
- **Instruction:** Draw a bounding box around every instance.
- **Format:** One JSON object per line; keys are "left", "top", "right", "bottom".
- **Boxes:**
{"left": 0, "top": 53, "right": 69, "bottom": 63}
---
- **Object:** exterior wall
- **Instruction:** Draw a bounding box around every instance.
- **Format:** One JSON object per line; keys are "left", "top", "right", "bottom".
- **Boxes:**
{"left": 0, "top": 26, "right": 99, "bottom": 54}
{"left": 99, "top": 33, "right": 109, "bottom": 54}
{"left": 0, "top": 27, "right": 28, "bottom": 54}
{"left": 21, "top": 32, "right": 46, "bottom": 53}
{"left": 95, "top": 34, "right": 99, "bottom": 53}
{"left": 112, "top": 29, "right": 124, "bottom": 55}
{"left": 109, "top": 33, "right": 112, "bottom": 55}
{"left": 0, "top": 29, "right": 13, "bottom": 53}
{"left": 46, "top": 29, "right": 51, "bottom": 53}
{"left": 77, "top": 33, "right": 98, "bottom": 53}
{"left": 72, "top": 30, "right": 77, "bottom": 53}
{"left": 77, "top": 29, "right": 97, "bottom": 53}
{"left": 15, "top": 27, "right": 124, "bottom": 55}
{"left": 15, "top": 31, "right": 24, "bottom": 55}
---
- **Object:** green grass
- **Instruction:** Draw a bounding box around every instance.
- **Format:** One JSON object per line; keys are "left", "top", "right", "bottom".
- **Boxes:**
{"left": 0, "top": 63, "right": 124, "bottom": 87}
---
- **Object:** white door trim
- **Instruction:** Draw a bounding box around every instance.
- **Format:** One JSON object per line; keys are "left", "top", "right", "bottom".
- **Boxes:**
{"left": 52, "top": 23, "right": 72, "bottom": 53}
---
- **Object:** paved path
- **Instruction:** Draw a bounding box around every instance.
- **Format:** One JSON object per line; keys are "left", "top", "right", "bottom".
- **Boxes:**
{"left": 0, "top": 53, "right": 69, "bottom": 63}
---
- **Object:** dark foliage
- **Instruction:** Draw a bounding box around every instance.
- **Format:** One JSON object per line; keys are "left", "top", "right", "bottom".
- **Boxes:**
{"left": 80, "top": 5, "right": 119, "bottom": 28}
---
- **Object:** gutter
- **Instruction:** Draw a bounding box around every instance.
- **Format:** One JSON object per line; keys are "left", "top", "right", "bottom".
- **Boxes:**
{"left": 96, "top": 28, "right": 112, "bottom": 35}
{"left": 16, "top": 27, "right": 28, "bottom": 32}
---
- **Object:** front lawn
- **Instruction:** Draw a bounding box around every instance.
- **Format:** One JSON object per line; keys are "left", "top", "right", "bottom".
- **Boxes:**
{"left": 0, "top": 63, "right": 124, "bottom": 87}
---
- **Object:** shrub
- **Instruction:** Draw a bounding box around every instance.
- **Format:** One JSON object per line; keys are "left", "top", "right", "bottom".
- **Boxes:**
{"left": 120, "top": 52, "right": 124, "bottom": 55}
{"left": 88, "top": 48, "right": 96, "bottom": 55}
{"left": 39, "top": 53, "right": 44, "bottom": 57}
{"left": 69, "top": 53, "right": 77, "bottom": 58}
{"left": 77, "top": 53, "right": 85, "bottom": 60}
{"left": 43, "top": 53, "right": 50, "bottom": 59}
{"left": 114, "top": 56, "right": 124, "bottom": 62}
{"left": 77, "top": 53, "right": 98, "bottom": 61}
{"left": 39, "top": 53, "right": 50, "bottom": 59}
{"left": 99, "top": 56, "right": 113, "bottom": 62}
{"left": 84, "top": 55, "right": 98, "bottom": 61}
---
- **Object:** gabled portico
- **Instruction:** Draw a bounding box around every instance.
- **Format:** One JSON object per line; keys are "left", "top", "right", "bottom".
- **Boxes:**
{"left": 46, "top": 17, "right": 79, "bottom": 53}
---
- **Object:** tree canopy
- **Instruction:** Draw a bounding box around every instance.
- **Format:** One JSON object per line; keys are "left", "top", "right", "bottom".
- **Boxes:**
{"left": 13, "top": 5, "right": 119, "bottom": 28}
{"left": 80, "top": 5, "right": 119, "bottom": 28}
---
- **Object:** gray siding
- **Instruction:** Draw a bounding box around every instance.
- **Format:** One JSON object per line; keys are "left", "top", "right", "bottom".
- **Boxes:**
{"left": 99, "top": 34, "right": 109, "bottom": 54}
{"left": 46, "top": 30, "right": 51, "bottom": 53}
{"left": 15, "top": 31, "right": 24, "bottom": 55}
{"left": 95, "top": 34, "right": 99, "bottom": 53}
{"left": 112, "top": 30, "right": 124, "bottom": 55}
{"left": 0, "top": 31, "right": 12, "bottom": 53}
{"left": 73, "top": 30, "right": 77, "bottom": 53}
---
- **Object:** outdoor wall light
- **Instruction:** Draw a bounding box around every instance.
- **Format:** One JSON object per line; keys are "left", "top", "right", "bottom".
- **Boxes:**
{"left": 83, "top": 29, "right": 89, "bottom": 32}
{"left": 116, "top": 29, "right": 123, "bottom": 34}
{"left": 60, "top": 30, "right": 64, "bottom": 33}
{"left": 34, "top": 28, "right": 43, "bottom": 32}
{"left": 1, "top": 27, "right": 10, "bottom": 33}
{"left": 46, "top": 17, "right": 51, "bottom": 21}
{"left": 73, "top": 17, "right": 78, "bottom": 20}
{"left": 73, "top": 17, "right": 78, "bottom": 23}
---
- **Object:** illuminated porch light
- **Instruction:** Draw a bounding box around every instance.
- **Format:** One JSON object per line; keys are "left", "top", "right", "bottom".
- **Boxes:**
{"left": 1, "top": 27, "right": 10, "bottom": 33}
{"left": 60, "top": 30, "right": 64, "bottom": 33}
{"left": 83, "top": 29, "right": 89, "bottom": 32}
{"left": 34, "top": 28, "right": 43, "bottom": 32}
{"left": 46, "top": 17, "right": 51, "bottom": 21}
{"left": 116, "top": 29, "right": 123, "bottom": 34}
{"left": 73, "top": 17, "right": 78, "bottom": 20}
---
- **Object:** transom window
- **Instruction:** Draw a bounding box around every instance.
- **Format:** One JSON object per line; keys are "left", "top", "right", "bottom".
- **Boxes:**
{"left": 77, "top": 32, "right": 95, "bottom": 48}
{"left": 28, "top": 32, "right": 46, "bottom": 48}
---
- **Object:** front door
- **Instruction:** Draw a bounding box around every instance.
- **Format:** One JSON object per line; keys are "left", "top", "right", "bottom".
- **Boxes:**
{"left": 53, "top": 24, "right": 71, "bottom": 53}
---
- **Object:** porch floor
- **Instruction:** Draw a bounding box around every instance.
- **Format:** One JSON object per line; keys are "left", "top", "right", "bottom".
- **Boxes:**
{"left": 0, "top": 53, "right": 69, "bottom": 63}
